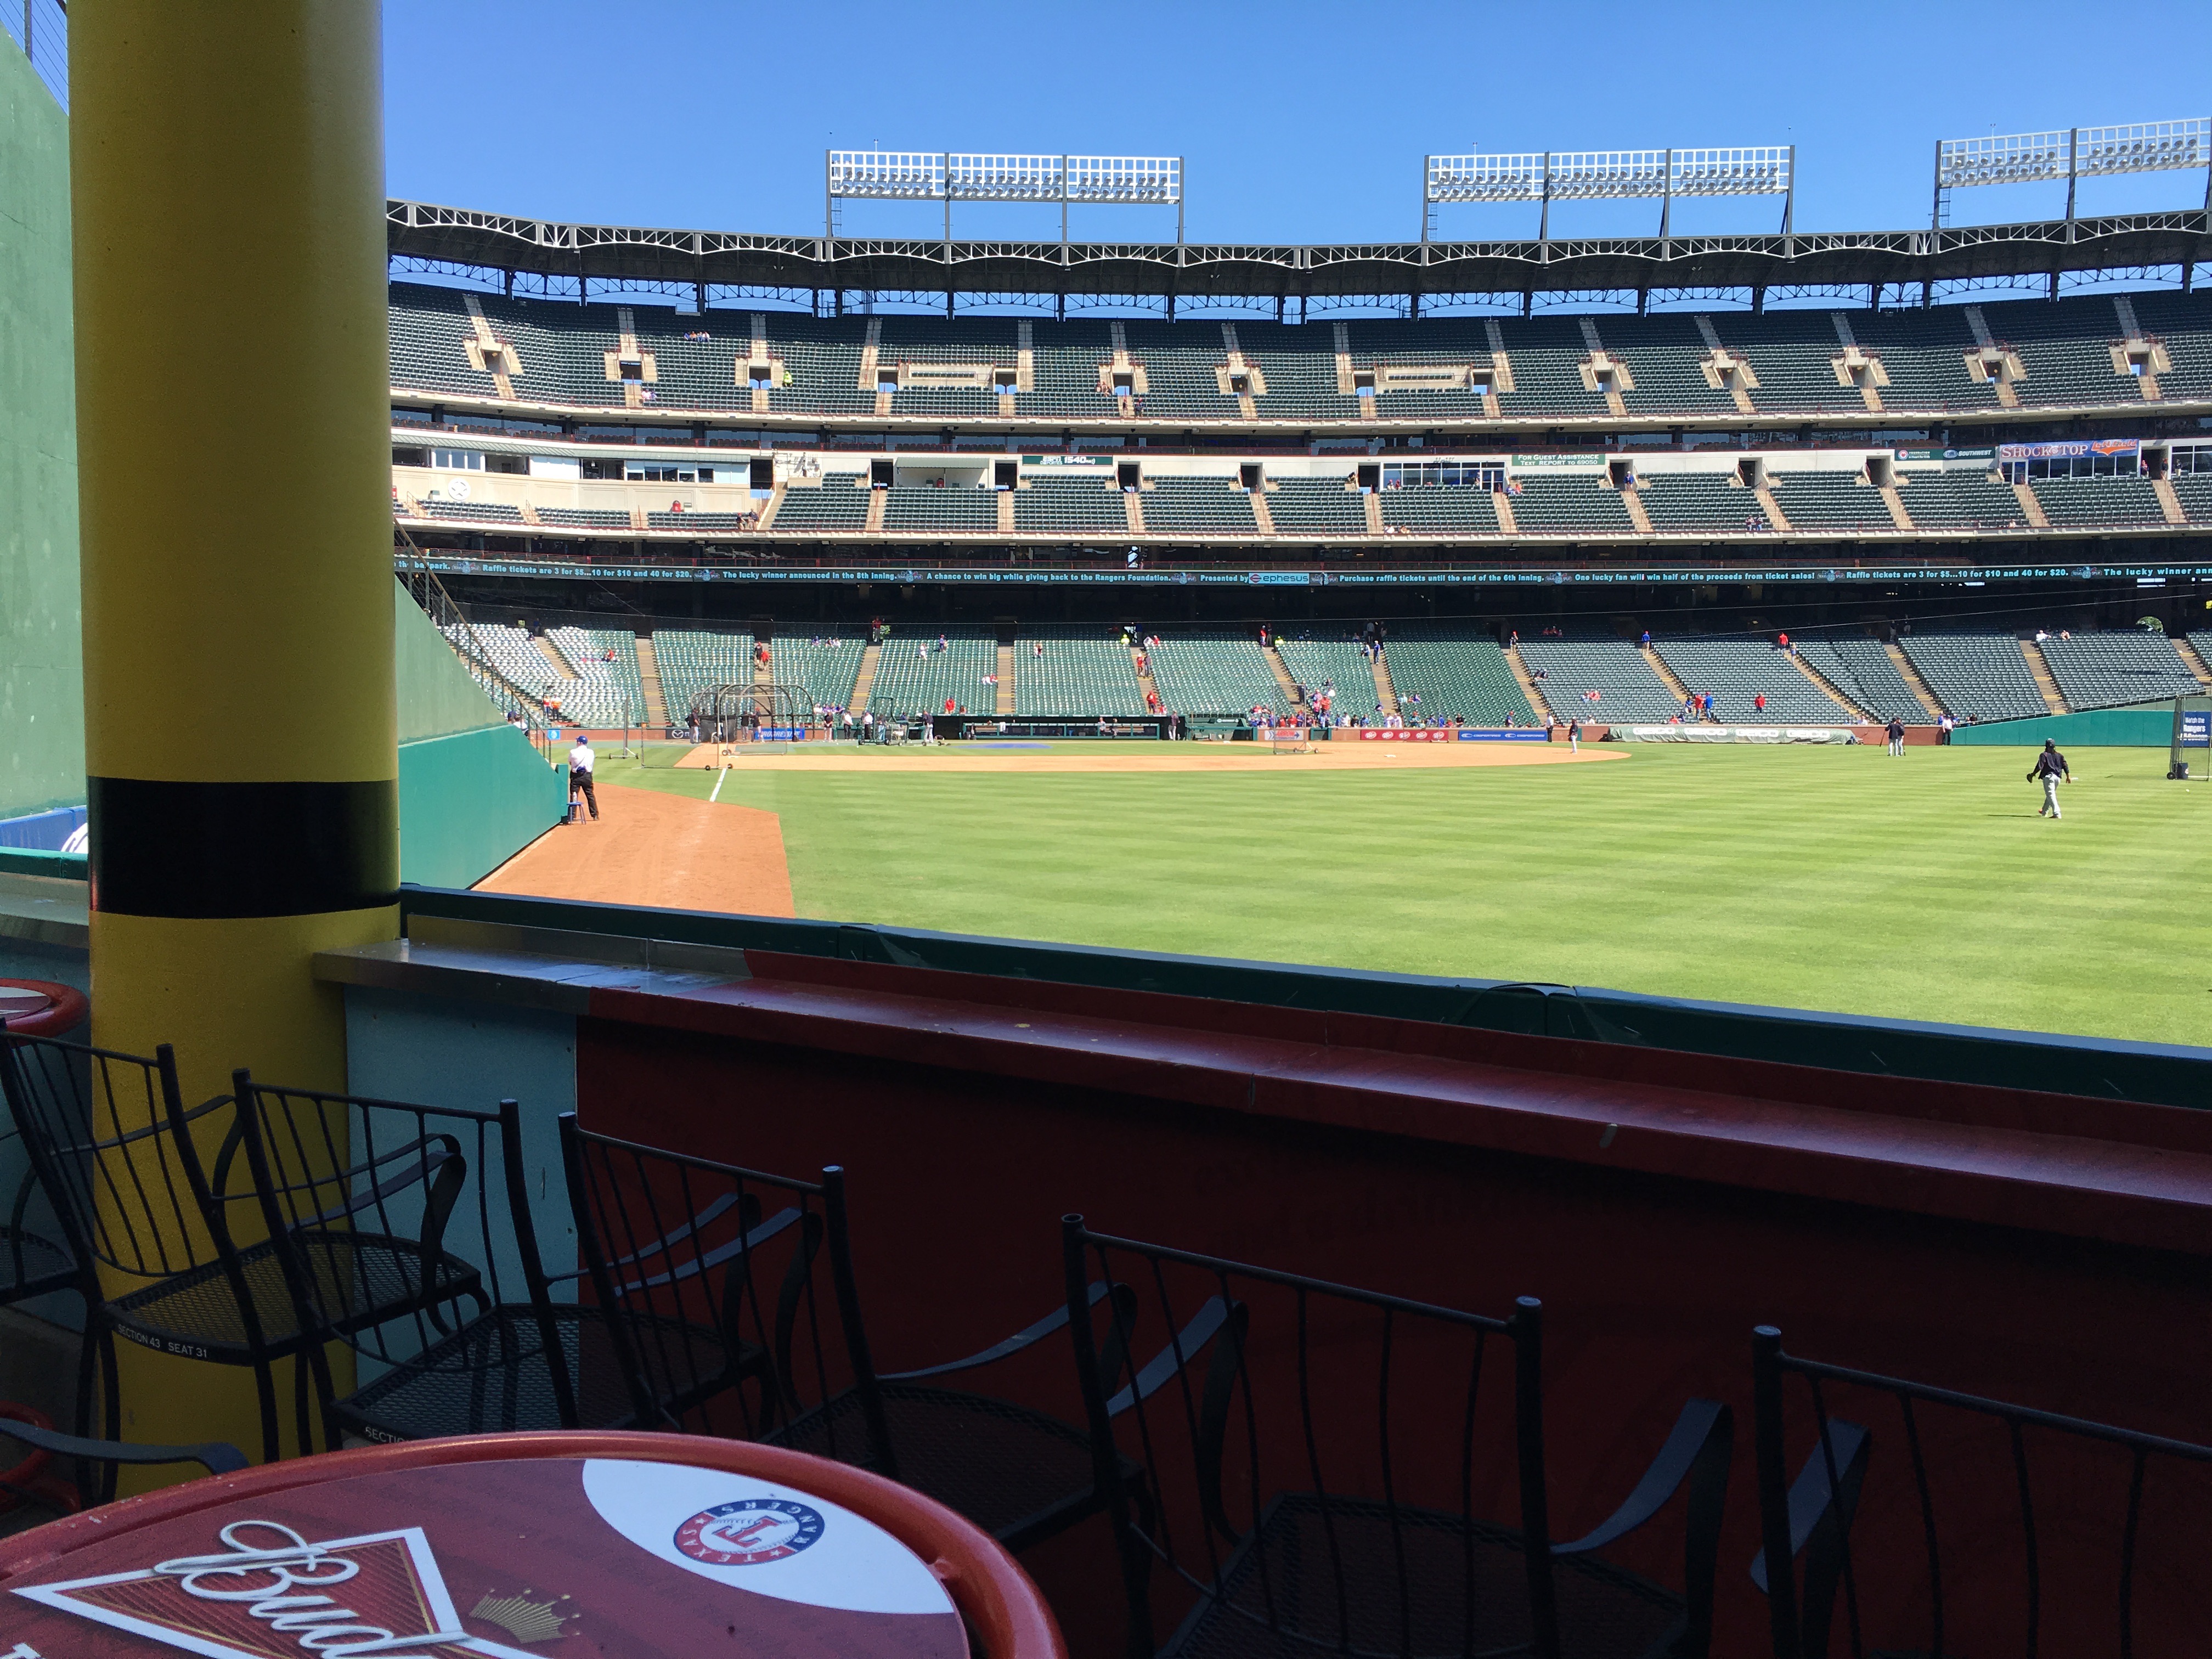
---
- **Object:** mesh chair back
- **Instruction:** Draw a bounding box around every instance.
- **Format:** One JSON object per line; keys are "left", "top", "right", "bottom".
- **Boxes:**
{"left": 1752, "top": 1326, "right": 2212, "bottom": 1659}
{"left": 1062, "top": 1219, "right": 1562, "bottom": 1659}
{"left": 558, "top": 1115, "right": 887, "bottom": 1451}
{"left": 0, "top": 1035, "right": 246, "bottom": 1288}
{"left": 229, "top": 1072, "right": 565, "bottom": 1414}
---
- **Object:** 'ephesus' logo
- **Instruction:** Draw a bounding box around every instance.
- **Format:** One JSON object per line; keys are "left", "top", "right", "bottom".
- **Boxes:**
{"left": 10, "top": 1519, "right": 539, "bottom": 1659}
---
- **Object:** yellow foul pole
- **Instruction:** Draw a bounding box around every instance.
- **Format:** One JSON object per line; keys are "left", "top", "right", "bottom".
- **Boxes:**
{"left": 72, "top": 1, "right": 394, "bottom": 1470}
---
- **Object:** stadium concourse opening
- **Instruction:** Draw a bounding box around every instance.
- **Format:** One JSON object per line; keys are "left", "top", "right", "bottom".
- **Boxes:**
{"left": 11, "top": 13, "right": 2212, "bottom": 1658}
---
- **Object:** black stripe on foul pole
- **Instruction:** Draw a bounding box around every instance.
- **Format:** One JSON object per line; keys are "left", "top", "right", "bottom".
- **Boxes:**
{"left": 88, "top": 778, "right": 399, "bottom": 919}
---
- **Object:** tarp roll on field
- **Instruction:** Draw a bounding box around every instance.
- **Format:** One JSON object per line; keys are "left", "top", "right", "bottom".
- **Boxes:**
{"left": 1613, "top": 726, "right": 1861, "bottom": 744}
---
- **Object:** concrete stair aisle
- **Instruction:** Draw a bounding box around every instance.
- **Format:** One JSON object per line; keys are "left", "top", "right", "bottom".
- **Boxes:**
{"left": 634, "top": 636, "right": 668, "bottom": 728}
{"left": 535, "top": 636, "right": 578, "bottom": 679}
{"left": 1643, "top": 645, "right": 1697, "bottom": 712}
{"left": 865, "top": 489, "right": 888, "bottom": 534}
{"left": 997, "top": 491, "right": 1015, "bottom": 533}
{"left": 1131, "top": 645, "right": 1160, "bottom": 709}
{"left": 1504, "top": 644, "right": 1552, "bottom": 716}
{"left": 2020, "top": 639, "right": 2068, "bottom": 713}
{"left": 1885, "top": 644, "right": 1948, "bottom": 720}
{"left": 1249, "top": 488, "right": 1276, "bottom": 534}
{"left": 1752, "top": 486, "right": 1792, "bottom": 532}
{"left": 1788, "top": 652, "right": 1871, "bottom": 721}
{"left": 1619, "top": 487, "right": 1654, "bottom": 534}
{"left": 2176, "top": 634, "right": 2212, "bottom": 687}
{"left": 1880, "top": 484, "right": 1913, "bottom": 530}
{"left": 1491, "top": 489, "right": 1519, "bottom": 534}
{"left": 1368, "top": 647, "right": 1399, "bottom": 715}
{"left": 757, "top": 483, "right": 786, "bottom": 530}
{"left": 995, "top": 643, "right": 1016, "bottom": 715}
{"left": 849, "top": 641, "right": 882, "bottom": 714}
{"left": 1124, "top": 490, "right": 1146, "bottom": 534}
{"left": 1362, "top": 494, "right": 1384, "bottom": 535}
{"left": 2152, "top": 477, "right": 2187, "bottom": 526}
{"left": 1262, "top": 644, "right": 1302, "bottom": 709}
{"left": 2012, "top": 482, "right": 2050, "bottom": 529}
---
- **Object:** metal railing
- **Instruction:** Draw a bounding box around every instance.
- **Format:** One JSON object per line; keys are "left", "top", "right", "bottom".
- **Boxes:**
{"left": 394, "top": 529, "right": 557, "bottom": 763}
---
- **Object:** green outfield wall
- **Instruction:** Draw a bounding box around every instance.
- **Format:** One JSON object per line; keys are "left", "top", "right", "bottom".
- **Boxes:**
{"left": 1949, "top": 707, "right": 2173, "bottom": 747}
{"left": 0, "top": 43, "right": 81, "bottom": 817}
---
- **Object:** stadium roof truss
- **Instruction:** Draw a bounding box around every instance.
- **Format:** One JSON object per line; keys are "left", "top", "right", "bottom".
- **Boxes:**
{"left": 387, "top": 196, "right": 2211, "bottom": 309}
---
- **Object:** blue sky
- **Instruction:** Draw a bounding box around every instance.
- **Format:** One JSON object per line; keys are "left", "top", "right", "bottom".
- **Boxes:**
{"left": 385, "top": 1, "right": 2209, "bottom": 245}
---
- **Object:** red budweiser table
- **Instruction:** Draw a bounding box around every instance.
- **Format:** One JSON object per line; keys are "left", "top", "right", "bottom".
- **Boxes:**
{"left": 0, "top": 1431, "right": 1065, "bottom": 1659}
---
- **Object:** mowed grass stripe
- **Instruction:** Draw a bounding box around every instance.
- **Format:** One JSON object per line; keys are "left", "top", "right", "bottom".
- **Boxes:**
{"left": 596, "top": 744, "right": 2211, "bottom": 1047}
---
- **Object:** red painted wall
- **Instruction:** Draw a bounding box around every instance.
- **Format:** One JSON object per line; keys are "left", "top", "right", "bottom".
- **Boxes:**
{"left": 578, "top": 982, "right": 2212, "bottom": 1657}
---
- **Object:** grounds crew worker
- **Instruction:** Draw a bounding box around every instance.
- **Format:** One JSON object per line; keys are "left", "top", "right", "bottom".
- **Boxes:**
{"left": 2028, "top": 738, "right": 2071, "bottom": 819}
{"left": 569, "top": 735, "right": 599, "bottom": 821}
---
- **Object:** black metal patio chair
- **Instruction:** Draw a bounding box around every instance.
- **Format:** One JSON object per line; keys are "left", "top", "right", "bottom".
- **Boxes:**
{"left": 1750, "top": 1323, "right": 2212, "bottom": 1659}
{"left": 562, "top": 1114, "right": 1218, "bottom": 1553}
{"left": 229, "top": 1073, "right": 595, "bottom": 1446}
{"left": 0, "top": 1035, "right": 340, "bottom": 1486}
{"left": 1065, "top": 1217, "right": 1736, "bottom": 1659}
{"left": 0, "top": 1414, "right": 245, "bottom": 1517}
{"left": 0, "top": 1040, "right": 78, "bottom": 1312}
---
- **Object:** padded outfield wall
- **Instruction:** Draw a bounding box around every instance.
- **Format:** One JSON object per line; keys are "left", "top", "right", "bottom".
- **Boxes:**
{"left": 0, "top": 41, "right": 81, "bottom": 818}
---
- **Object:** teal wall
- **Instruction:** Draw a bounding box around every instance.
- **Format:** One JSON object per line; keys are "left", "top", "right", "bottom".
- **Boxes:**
{"left": 0, "top": 41, "right": 82, "bottom": 816}
{"left": 1951, "top": 707, "right": 2176, "bottom": 747}
{"left": 398, "top": 723, "right": 566, "bottom": 889}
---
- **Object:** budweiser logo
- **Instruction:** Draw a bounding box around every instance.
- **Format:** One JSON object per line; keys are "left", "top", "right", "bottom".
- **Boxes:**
{"left": 13, "top": 1520, "right": 540, "bottom": 1659}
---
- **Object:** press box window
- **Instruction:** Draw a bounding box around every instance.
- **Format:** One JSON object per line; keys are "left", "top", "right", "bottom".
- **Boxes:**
{"left": 431, "top": 448, "right": 484, "bottom": 471}
{"left": 625, "top": 464, "right": 705, "bottom": 483}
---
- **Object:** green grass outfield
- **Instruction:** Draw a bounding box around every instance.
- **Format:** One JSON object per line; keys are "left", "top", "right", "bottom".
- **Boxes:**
{"left": 593, "top": 741, "right": 2211, "bottom": 1048}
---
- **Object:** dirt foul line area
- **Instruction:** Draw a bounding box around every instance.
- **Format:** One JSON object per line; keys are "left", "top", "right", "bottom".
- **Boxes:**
{"left": 475, "top": 783, "right": 796, "bottom": 917}
{"left": 670, "top": 742, "right": 1627, "bottom": 774}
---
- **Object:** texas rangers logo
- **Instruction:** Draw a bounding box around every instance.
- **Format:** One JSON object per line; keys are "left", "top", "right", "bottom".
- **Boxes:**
{"left": 674, "top": 1498, "right": 826, "bottom": 1566}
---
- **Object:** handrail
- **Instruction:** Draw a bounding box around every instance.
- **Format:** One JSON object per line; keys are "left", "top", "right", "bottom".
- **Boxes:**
{"left": 394, "top": 528, "right": 557, "bottom": 764}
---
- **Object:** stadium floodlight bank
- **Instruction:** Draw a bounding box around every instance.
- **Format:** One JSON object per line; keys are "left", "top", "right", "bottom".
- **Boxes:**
{"left": 1934, "top": 117, "right": 2211, "bottom": 231}
{"left": 1424, "top": 146, "right": 1794, "bottom": 244}
{"left": 827, "top": 150, "right": 1184, "bottom": 247}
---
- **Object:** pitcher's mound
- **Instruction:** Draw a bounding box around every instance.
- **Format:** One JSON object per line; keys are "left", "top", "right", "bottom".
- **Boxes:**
{"left": 475, "top": 783, "right": 794, "bottom": 917}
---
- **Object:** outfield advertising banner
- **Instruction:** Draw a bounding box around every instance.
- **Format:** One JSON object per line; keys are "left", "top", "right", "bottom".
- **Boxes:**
{"left": 1357, "top": 729, "right": 1454, "bottom": 742}
{"left": 1996, "top": 439, "right": 2140, "bottom": 461}
{"left": 2182, "top": 710, "right": 2210, "bottom": 747}
{"left": 1455, "top": 729, "right": 1550, "bottom": 741}
{"left": 1510, "top": 453, "right": 1606, "bottom": 470}
{"left": 1894, "top": 447, "right": 1996, "bottom": 462}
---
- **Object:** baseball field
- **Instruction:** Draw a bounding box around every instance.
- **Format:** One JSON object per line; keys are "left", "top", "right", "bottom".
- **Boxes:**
{"left": 512, "top": 740, "right": 2207, "bottom": 1047}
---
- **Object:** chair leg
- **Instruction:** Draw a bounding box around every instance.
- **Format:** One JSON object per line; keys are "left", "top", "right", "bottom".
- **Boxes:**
{"left": 291, "top": 1353, "right": 314, "bottom": 1459}
{"left": 96, "top": 1324, "right": 122, "bottom": 1504}
{"left": 70, "top": 1310, "right": 101, "bottom": 1506}
{"left": 302, "top": 1341, "right": 343, "bottom": 1455}
{"left": 250, "top": 1361, "right": 281, "bottom": 1468}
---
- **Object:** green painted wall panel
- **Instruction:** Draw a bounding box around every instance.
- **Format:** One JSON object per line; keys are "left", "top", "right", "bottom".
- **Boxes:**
{"left": 397, "top": 724, "right": 566, "bottom": 889}
{"left": 1950, "top": 708, "right": 2172, "bottom": 747}
{"left": 394, "top": 577, "right": 506, "bottom": 743}
{"left": 0, "top": 42, "right": 82, "bottom": 816}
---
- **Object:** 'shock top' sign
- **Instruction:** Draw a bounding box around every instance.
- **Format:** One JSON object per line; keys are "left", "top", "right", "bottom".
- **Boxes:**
{"left": 6, "top": 1458, "right": 963, "bottom": 1659}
